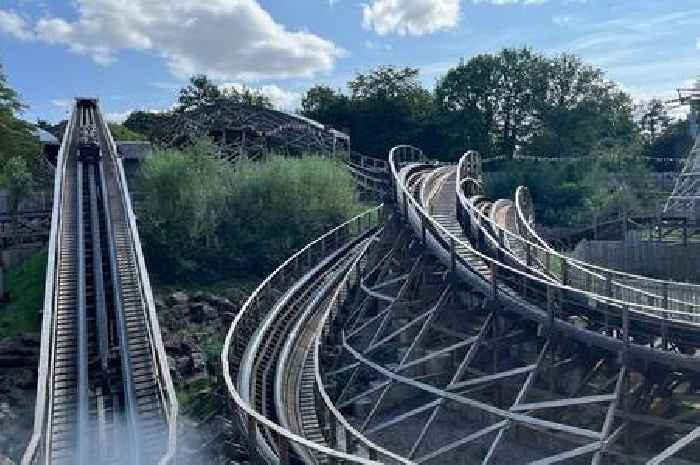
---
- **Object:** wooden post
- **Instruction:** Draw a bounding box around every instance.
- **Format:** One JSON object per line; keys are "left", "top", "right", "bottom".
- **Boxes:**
{"left": 278, "top": 434, "right": 290, "bottom": 465}
{"left": 450, "top": 238, "right": 456, "bottom": 278}
{"left": 248, "top": 414, "right": 259, "bottom": 464}
{"left": 0, "top": 260, "right": 4, "bottom": 301}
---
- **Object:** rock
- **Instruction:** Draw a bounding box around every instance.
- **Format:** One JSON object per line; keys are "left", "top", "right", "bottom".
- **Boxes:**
{"left": 13, "top": 369, "right": 35, "bottom": 390}
{"left": 207, "top": 296, "right": 237, "bottom": 314}
{"left": 0, "top": 453, "right": 16, "bottom": 465}
{"left": 192, "top": 352, "right": 206, "bottom": 373}
{"left": 176, "top": 356, "right": 193, "bottom": 376}
{"left": 168, "top": 291, "right": 189, "bottom": 306}
{"left": 190, "top": 302, "right": 217, "bottom": 323}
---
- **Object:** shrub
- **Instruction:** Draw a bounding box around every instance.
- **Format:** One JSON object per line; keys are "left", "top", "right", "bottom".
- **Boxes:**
{"left": 135, "top": 142, "right": 362, "bottom": 282}
{"left": 485, "top": 142, "right": 653, "bottom": 227}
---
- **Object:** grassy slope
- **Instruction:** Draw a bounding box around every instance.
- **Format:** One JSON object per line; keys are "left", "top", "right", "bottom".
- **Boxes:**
{"left": 0, "top": 249, "right": 46, "bottom": 340}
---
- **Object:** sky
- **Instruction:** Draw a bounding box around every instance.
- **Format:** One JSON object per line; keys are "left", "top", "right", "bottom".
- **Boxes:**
{"left": 0, "top": 0, "right": 698, "bottom": 123}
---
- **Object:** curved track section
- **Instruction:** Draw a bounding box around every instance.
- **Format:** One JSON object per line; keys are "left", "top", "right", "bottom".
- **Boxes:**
{"left": 226, "top": 144, "right": 700, "bottom": 464}
{"left": 23, "top": 98, "right": 177, "bottom": 465}
{"left": 222, "top": 206, "right": 418, "bottom": 465}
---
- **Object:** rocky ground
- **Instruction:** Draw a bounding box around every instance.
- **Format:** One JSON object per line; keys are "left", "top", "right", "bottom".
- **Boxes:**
{"left": 156, "top": 288, "right": 252, "bottom": 465}
{"left": 0, "top": 286, "right": 254, "bottom": 465}
{"left": 0, "top": 334, "right": 40, "bottom": 464}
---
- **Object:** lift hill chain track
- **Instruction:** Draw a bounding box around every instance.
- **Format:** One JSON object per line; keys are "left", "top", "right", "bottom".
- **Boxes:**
{"left": 22, "top": 98, "right": 177, "bottom": 465}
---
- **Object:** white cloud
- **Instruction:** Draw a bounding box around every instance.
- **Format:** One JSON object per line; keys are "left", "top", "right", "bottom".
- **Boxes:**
{"left": 473, "top": 0, "right": 546, "bottom": 5}
{"left": 105, "top": 110, "right": 132, "bottom": 123}
{"left": 219, "top": 82, "right": 301, "bottom": 111}
{"left": 0, "top": 10, "right": 33, "bottom": 40}
{"left": 6, "top": 1, "right": 342, "bottom": 81}
{"left": 51, "top": 99, "right": 71, "bottom": 109}
{"left": 365, "top": 39, "right": 393, "bottom": 50}
{"left": 362, "top": 0, "right": 460, "bottom": 36}
{"left": 553, "top": 15, "right": 571, "bottom": 26}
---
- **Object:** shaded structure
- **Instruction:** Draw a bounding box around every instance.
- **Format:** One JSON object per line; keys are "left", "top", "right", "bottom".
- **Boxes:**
{"left": 151, "top": 101, "right": 350, "bottom": 161}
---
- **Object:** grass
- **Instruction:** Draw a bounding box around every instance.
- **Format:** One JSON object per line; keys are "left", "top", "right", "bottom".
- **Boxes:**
{"left": 0, "top": 248, "right": 47, "bottom": 341}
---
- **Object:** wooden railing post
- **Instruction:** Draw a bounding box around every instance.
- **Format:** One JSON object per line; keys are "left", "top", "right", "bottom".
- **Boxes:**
{"left": 248, "top": 414, "right": 259, "bottom": 464}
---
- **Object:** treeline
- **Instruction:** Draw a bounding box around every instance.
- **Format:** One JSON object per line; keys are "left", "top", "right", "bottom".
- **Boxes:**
{"left": 300, "top": 48, "right": 686, "bottom": 161}
{"left": 0, "top": 63, "right": 40, "bottom": 224}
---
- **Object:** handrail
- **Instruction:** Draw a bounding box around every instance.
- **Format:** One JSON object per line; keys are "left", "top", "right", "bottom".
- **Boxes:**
{"left": 314, "top": 234, "right": 417, "bottom": 465}
{"left": 388, "top": 145, "right": 700, "bottom": 372}
{"left": 452, "top": 151, "right": 700, "bottom": 318}
{"left": 222, "top": 205, "right": 394, "bottom": 465}
{"left": 21, "top": 102, "right": 77, "bottom": 465}
{"left": 22, "top": 100, "right": 78, "bottom": 465}
{"left": 97, "top": 103, "right": 179, "bottom": 465}
{"left": 514, "top": 185, "right": 700, "bottom": 292}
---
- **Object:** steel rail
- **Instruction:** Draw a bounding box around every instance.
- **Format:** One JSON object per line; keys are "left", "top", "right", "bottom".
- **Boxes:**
{"left": 223, "top": 205, "right": 403, "bottom": 465}
{"left": 314, "top": 234, "right": 418, "bottom": 465}
{"left": 274, "top": 240, "right": 368, "bottom": 464}
{"left": 98, "top": 102, "right": 179, "bottom": 465}
{"left": 457, "top": 153, "right": 700, "bottom": 315}
{"left": 22, "top": 101, "right": 78, "bottom": 465}
{"left": 240, "top": 233, "right": 367, "bottom": 463}
{"left": 452, "top": 152, "right": 700, "bottom": 322}
{"left": 513, "top": 184, "right": 700, "bottom": 298}
{"left": 388, "top": 145, "right": 700, "bottom": 372}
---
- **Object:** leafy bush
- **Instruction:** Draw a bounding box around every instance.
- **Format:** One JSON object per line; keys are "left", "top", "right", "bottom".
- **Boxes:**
{"left": 0, "top": 248, "right": 47, "bottom": 341}
{"left": 135, "top": 142, "right": 362, "bottom": 282}
{"left": 485, "top": 142, "right": 654, "bottom": 227}
{"left": 108, "top": 122, "right": 146, "bottom": 141}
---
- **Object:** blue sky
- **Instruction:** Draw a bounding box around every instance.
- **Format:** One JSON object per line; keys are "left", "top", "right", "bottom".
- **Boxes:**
{"left": 0, "top": 0, "right": 698, "bottom": 123}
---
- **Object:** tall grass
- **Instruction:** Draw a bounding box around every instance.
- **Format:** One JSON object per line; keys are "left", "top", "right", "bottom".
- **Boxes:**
{"left": 136, "top": 142, "right": 362, "bottom": 282}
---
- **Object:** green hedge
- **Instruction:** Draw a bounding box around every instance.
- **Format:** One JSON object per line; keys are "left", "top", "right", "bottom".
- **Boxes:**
{"left": 135, "top": 142, "right": 362, "bottom": 282}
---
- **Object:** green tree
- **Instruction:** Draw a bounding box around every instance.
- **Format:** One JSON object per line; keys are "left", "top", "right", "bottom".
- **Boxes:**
{"left": 108, "top": 122, "right": 146, "bottom": 141}
{"left": 177, "top": 74, "right": 222, "bottom": 112}
{"left": 348, "top": 66, "right": 432, "bottom": 156}
{"left": 1, "top": 156, "right": 34, "bottom": 244}
{"left": 221, "top": 85, "right": 272, "bottom": 109}
{"left": 435, "top": 54, "right": 502, "bottom": 158}
{"left": 639, "top": 98, "right": 670, "bottom": 143}
{"left": 123, "top": 111, "right": 169, "bottom": 139}
{"left": 0, "top": 64, "right": 39, "bottom": 166}
{"left": 301, "top": 85, "right": 350, "bottom": 130}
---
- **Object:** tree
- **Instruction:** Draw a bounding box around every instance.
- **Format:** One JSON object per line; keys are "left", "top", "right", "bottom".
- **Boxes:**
{"left": 177, "top": 74, "right": 222, "bottom": 112}
{"left": 639, "top": 98, "right": 670, "bottom": 142}
{"left": 0, "top": 64, "right": 38, "bottom": 166}
{"left": 347, "top": 66, "right": 433, "bottom": 156}
{"left": 435, "top": 54, "right": 502, "bottom": 158}
{"left": 1, "top": 156, "right": 33, "bottom": 245}
{"left": 220, "top": 85, "right": 272, "bottom": 109}
{"left": 177, "top": 74, "right": 273, "bottom": 112}
{"left": 301, "top": 86, "right": 350, "bottom": 130}
{"left": 123, "top": 111, "right": 169, "bottom": 139}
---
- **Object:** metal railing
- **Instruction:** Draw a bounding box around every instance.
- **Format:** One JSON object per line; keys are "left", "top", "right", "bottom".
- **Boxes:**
{"left": 22, "top": 101, "right": 78, "bottom": 465}
{"left": 222, "top": 205, "right": 413, "bottom": 465}
{"left": 389, "top": 145, "right": 700, "bottom": 373}
{"left": 98, "top": 104, "right": 178, "bottom": 465}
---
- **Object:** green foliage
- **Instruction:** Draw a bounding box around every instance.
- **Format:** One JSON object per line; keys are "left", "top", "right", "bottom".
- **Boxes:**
{"left": 135, "top": 143, "right": 362, "bottom": 282}
{"left": 486, "top": 142, "right": 653, "bottom": 227}
{"left": 302, "top": 49, "right": 637, "bottom": 164}
{"left": 108, "top": 122, "right": 145, "bottom": 141}
{"left": 302, "top": 66, "right": 432, "bottom": 156}
{"left": 0, "top": 156, "right": 33, "bottom": 214}
{"left": 0, "top": 64, "right": 39, "bottom": 167}
{"left": 176, "top": 74, "right": 272, "bottom": 113}
{"left": 123, "top": 111, "right": 169, "bottom": 139}
{"left": 0, "top": 249, "right": 47, "bottom": 341}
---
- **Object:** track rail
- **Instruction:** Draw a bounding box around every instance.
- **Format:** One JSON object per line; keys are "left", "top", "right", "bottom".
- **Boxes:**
{"left": 22, "top": 98, "right": 176, "bottom": 465}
